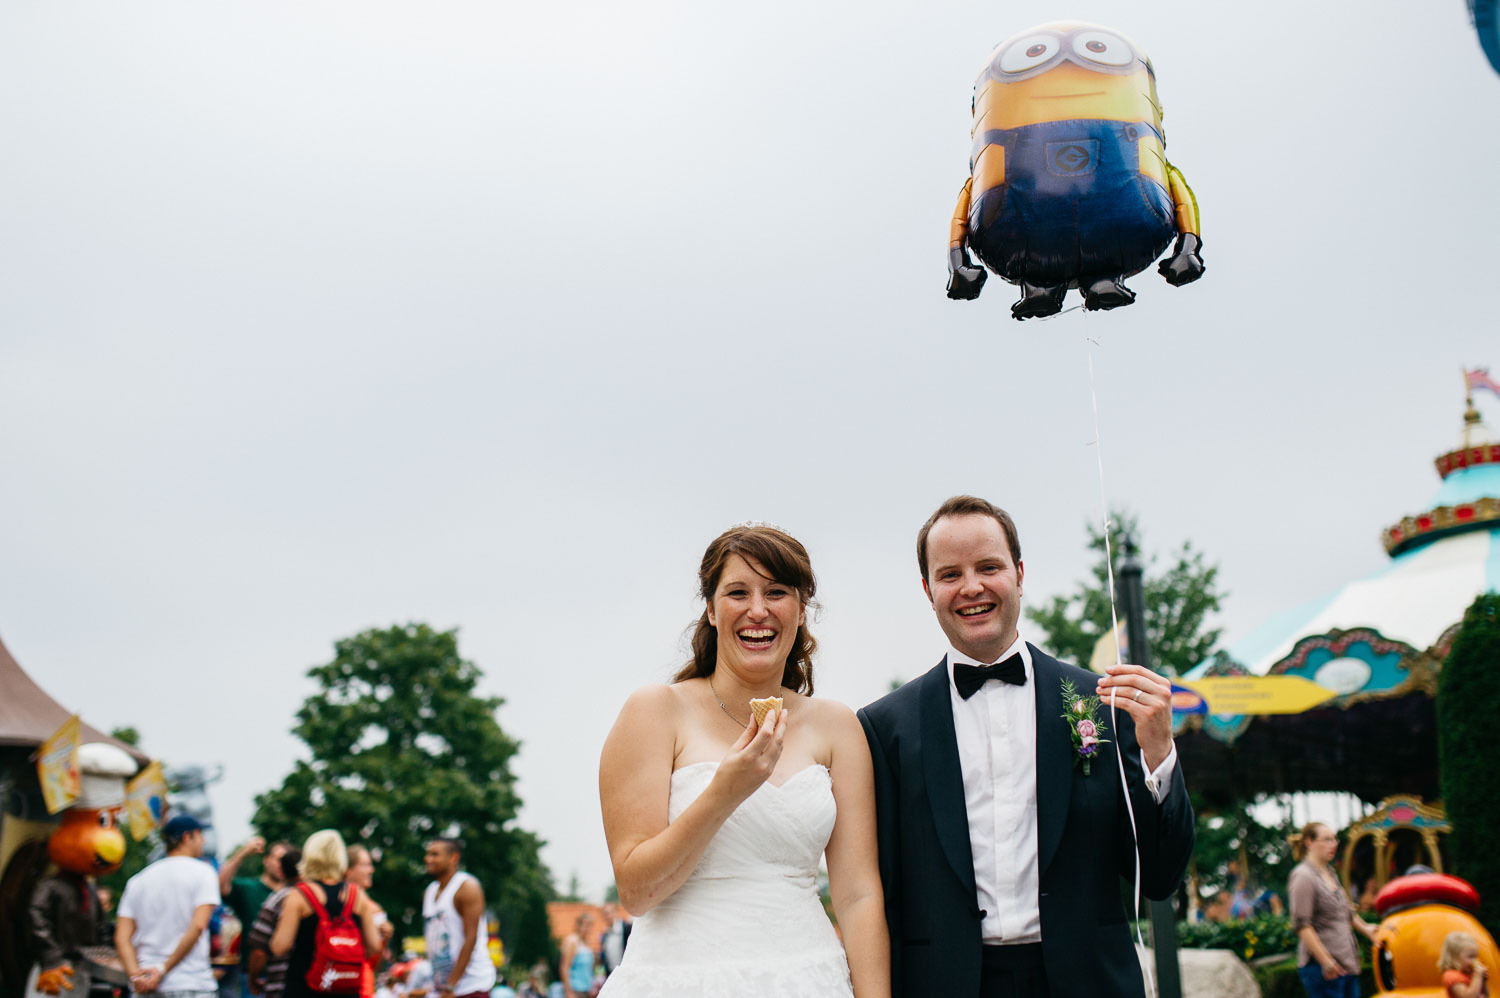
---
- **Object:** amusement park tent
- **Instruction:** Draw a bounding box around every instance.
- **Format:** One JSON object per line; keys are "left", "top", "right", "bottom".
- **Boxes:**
{"left": 1176, "top": 400, "right": 1499, "bottom": 806}
{"left": 0, "top": 633, "right": 147, "bottom": 763}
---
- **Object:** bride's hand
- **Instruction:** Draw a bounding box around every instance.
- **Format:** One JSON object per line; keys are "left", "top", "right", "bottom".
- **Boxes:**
{"left": 714, "top": 707, "right": 787, "bottom": 803}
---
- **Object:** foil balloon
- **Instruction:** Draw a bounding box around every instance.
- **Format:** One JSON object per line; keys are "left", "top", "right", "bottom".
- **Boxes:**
{"left": 1474, "top": 0, "right": 1500, "bottom": 76}
{"left": 946, "top": 21, "right": 1205, "bottom": 319}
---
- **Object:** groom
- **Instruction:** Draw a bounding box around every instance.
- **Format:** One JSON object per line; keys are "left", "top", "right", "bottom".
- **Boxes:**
{"left": 858, "top": 495, "right": 1194, "bottom": 998}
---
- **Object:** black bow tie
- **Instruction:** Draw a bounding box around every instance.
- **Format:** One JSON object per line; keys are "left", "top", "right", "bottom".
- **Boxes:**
{"left": 953, "top": 654, "right": 1027, "bottom": 699}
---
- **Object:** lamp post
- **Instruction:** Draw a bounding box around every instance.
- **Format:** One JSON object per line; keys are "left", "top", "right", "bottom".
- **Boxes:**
{"left": 1115, "top": 531, "right": 1183, "bottom": 998}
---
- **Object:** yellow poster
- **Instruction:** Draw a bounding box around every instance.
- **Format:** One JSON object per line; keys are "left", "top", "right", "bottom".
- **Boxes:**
{"left": 125, "top": 760, "right": 169, "bottom": 841}
{"left": 37, "top": 715, "right": 81, "bottom": 814}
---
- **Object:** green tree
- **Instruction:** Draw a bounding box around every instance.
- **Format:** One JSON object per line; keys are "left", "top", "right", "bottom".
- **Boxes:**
{"left": 1028, "top": 514, "right": 1264, "bottom": 919}
{"left": 1439, "top": 594, "right": 1500, "bottom": 935}
{"left": 1189, "top": 794, "right": 1296, "bottom": 901}
{"left": 251, "top": 623, "right": 555, "bottom": 965}
{"left": 1025, "top": 511, "right": 1225, "bottom": 678}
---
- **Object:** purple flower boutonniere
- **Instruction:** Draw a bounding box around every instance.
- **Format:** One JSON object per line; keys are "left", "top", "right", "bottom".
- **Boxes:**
{"left": 1061, "top": 679, "right": 1110, "bottom": 775}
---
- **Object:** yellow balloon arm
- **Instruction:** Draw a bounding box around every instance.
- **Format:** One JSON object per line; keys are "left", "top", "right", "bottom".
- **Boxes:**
{"left": 949, "top": 178, "right": 974, "bottom": 250}
{"left": 1166, "top": 163, "right": 1201, "bottom": 236}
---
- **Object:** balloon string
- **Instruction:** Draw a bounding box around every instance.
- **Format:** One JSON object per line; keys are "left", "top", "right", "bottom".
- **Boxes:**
{"left": 1040, "top": 303, "right": 1085, "bottom": 321}
{"left": 1085, "top": 337, "right": 1155, "bottom": 998}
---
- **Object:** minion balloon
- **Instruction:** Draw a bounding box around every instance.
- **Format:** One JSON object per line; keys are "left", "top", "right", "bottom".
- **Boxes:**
{"left": 947, "top": 22, "right": 1204, "bottom": 319}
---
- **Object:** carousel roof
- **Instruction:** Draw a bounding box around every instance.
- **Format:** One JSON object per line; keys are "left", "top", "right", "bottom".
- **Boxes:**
{"left": 1188, "top": 402, "right": 1500, "bottom": 684}
{"left": 1176, "top": 393, "right": 1499, "bottom": 804}
{"left": 1189, "top": 526, "right": 1498, "bottom": 682}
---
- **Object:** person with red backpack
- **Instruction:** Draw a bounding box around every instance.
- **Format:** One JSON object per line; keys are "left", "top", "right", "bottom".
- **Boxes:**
{"left": 269, "top": 832, "right": 382, "bottom": 998}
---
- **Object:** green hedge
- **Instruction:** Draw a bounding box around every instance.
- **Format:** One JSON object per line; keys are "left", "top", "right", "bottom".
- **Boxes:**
{"left": 1250, "top": 958, "right": 1305, "bottom": 998}
{"left": 1248, "top": 957, "right": 1376, "bottom": 998}
{"left": 1439, "top": 594, "right": 1500, "bottom": 938}
{"left": 1176, "top": 914, "right": 1298, "bottom": 962}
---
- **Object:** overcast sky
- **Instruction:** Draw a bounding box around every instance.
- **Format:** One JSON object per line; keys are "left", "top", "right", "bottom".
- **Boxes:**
{"left": 4, "top": 0, "right": 1497, "bottom": 903}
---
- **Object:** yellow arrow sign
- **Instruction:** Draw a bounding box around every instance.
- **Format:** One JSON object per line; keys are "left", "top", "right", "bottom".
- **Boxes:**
{"left": 1178, "top": 676, "right": 1337, "bottom": 716}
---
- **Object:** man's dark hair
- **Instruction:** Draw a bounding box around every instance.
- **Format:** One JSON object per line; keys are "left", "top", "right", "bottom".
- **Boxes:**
{"left": 429, "top": 836, "right": 463, "bottom": 857}
{"left": 279, "top": 847, "right": 303, "bottom": 883}
{"left": 916, "top": 495, "right": 1022, "bottom": 580}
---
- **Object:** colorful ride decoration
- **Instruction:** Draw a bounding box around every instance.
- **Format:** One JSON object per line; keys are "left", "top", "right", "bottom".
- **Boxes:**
{"left": 1174, "top": 391, "right": 1500, "bottom": 807}
{"left": 25, "top": 742, "right": 137, "bottom": 997}
{"left": 0, "top": 637, "right": 147, "bottom": 998}
{"left": 1341, "top": 797, "right": 1451, "bottom": 901}
{"left": 1372, "top": 872, "right": 1498, "bottom": 996}
{"left": 945, "top": 20, "right": 1203, "bottom": 319}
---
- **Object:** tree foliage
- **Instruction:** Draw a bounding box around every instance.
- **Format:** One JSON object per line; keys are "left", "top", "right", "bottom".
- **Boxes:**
{"left": 1025, "top": 511, "right": 1225, "bottom": 677}
{"left": 1189, "top": 793, "right": 1296, "bottom": 900}
{"left": 1439, "top": 594, "right": 1500, "bottom": 935}
{"left": 251, "top": 623, "right": 555, "bottom": 965}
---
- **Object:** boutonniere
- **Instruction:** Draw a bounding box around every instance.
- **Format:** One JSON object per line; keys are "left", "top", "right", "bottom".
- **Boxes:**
{"left": 1060, "top": 679, "right": 1110, "bottom": 775}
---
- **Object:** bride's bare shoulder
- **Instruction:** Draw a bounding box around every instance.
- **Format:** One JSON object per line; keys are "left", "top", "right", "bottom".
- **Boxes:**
{"left": 608, "top": 683, "right": 690, "bottom": 730}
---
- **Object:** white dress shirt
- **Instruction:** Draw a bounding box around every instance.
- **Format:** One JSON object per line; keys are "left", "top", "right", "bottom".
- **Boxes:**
{"left": 947, "top": 631, "right": 1179, "bottom": 945}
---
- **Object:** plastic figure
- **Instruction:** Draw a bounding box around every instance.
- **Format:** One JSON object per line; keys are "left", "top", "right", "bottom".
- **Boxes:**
{"left": 26, "top": 744, "right": 135, "bottom": 997}
{"left": 1372, "top": 872, "right": 1500, "bottom": 996}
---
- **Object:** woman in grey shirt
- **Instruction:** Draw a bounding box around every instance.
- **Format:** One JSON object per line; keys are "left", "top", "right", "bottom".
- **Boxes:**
{"left": 1287, "top": 823, "right": 1377, "bottom": 998}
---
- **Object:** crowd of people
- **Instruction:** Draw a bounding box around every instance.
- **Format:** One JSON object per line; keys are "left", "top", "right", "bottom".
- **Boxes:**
{"left": 109, "top": 818, "right": 536, "bottom": 998}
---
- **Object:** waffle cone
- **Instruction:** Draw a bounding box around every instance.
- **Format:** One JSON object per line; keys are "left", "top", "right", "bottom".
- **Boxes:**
{"left": 749, "top": 697, "right": 783, "bottom": 727}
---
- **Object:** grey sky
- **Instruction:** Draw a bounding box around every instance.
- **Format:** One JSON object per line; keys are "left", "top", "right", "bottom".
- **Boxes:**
{"left": 4, "top": 0, "right": 1496, "bottom": 902}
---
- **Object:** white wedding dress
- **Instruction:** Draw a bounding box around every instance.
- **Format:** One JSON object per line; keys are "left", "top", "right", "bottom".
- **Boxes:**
{"left": 598, "top": 761, "right": 856, "bottom": 998}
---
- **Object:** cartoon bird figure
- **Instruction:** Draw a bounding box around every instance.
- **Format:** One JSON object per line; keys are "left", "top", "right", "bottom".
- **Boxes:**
{"left": 26, "top": 743, "right": 135, "bottom": 997}
{"left": 946, "top": 21, "right": 1204, "bottom": 319}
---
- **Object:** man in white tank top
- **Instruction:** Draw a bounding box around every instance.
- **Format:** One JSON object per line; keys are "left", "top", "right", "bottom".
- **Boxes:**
{"left": 420, "top": 839, "right": 495, "bottom": 998}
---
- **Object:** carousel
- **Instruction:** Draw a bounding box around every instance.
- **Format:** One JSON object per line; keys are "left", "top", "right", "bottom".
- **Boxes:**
{"left": 1175, "top": 387, "right": 1500, "bottom": 890}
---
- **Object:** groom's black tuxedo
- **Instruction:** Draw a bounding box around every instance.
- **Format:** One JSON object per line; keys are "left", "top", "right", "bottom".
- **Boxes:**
{"left": 857, "top": 646, "right": 1194, "bottom": 998}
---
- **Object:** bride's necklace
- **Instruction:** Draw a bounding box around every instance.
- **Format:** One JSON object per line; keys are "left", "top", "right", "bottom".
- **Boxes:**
{"left": 707, "top": 673, "right": 747, "bottom": 727}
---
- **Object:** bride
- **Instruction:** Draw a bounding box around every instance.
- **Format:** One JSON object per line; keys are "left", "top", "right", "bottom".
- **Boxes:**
{"left": 597, "top": 524, "right": 889, "bottom": 998}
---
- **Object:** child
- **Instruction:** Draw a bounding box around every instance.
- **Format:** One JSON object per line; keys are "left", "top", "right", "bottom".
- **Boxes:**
{"left": 1440, "top": 931, "right": 1489, "bottom": 998}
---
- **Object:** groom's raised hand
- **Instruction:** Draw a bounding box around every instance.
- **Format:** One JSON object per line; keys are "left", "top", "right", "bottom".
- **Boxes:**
{"left": 1095, "top": 664, "right": 1175, "bottom": 771}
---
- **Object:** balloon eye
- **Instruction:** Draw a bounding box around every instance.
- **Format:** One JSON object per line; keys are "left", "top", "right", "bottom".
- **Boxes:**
{"left": 97, "top": 812, "right": 113, "bottom": 829}
{"left": 997, "top": 35, "right": 1059, "bottom": 74}
{"left": 1072, "top": 31, "right": 1134, "bottom": 67}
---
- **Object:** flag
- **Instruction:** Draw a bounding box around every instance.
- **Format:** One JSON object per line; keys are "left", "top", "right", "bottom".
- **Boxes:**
{"left": 125, "top": 760, "right": 169, "bottom": 841}
{"left": 1467, "top": 367, "right": 1500, "bottom": 397}
{"left": 37, "top": 716, "right": 81, "bottom": 814}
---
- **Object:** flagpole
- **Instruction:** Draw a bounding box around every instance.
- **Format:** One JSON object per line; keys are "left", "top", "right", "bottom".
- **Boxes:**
{"left": 1463, "top": 367, "right": 1480, "bottom": 450}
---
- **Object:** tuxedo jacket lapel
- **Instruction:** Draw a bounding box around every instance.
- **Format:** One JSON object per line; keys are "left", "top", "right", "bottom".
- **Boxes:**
{"left": 918, "top": 659, "right": 977, "bottom": 896}
{"left": 1032, "top": 647, "right": 1074, "bottom": 878}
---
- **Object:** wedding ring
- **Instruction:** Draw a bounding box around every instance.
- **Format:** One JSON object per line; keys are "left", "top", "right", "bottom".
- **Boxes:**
{"left": 1133, "top": 689, "right": 1143, "bottom": 703}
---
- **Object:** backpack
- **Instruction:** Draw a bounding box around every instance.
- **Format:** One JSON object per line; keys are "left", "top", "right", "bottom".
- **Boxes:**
{"left": 298, "top": 882, "right": 366, "bottom": 994}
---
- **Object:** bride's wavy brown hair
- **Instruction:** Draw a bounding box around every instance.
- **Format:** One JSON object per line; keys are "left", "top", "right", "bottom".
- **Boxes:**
{"left": 673, "top": 524, "right": 818, "bottom": 695}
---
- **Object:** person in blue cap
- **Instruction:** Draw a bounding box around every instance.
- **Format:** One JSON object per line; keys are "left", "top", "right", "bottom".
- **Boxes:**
{"left": 115, "top": 815, "right": 222, "bottom": 998}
